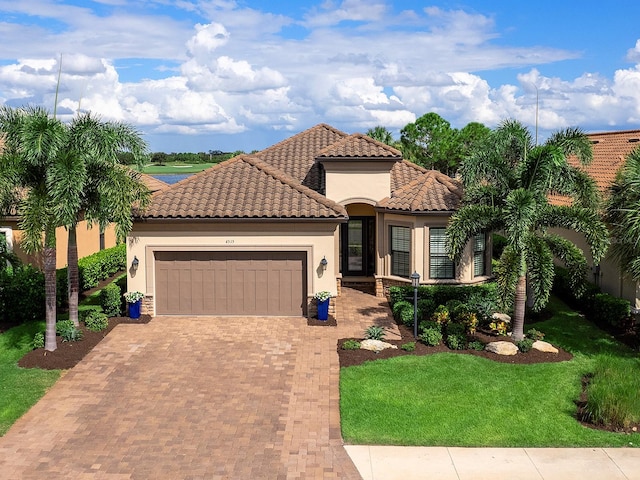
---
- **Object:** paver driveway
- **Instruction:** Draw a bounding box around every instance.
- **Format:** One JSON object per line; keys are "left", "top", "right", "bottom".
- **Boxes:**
{"left": 0, "top": 288, "right": 396, "bottom": 479}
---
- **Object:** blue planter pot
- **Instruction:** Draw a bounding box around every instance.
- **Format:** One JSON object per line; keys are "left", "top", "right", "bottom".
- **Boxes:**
{"left": 128, "top": 299, "right": 142, "bottom": 319}
{"left": 317, "top": 298, "right": 329, "bottom": 321}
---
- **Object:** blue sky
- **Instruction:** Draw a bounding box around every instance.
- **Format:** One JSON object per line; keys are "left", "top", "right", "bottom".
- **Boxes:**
{"left": 1, "top": 0, "right": 639, "bottom": 153}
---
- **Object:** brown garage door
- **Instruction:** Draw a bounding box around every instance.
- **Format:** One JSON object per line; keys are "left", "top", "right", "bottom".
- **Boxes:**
{"left": 155, "top": 251, "right": 307, "bottom": 316}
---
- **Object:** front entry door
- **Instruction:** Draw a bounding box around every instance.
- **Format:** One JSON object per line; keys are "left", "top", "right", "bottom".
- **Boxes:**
{"left": 340, "top": 217, "right": 375, "bottom": 276}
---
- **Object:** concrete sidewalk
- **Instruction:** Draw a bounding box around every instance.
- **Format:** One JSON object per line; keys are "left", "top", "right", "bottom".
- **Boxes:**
{"left": 346, "top": 445, "right": 640, "bottom": 480}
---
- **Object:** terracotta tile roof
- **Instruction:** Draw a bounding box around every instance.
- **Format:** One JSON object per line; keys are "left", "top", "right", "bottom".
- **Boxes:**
{"left": 316, "top": 133, "right": 402, "bottom": 159}
{"left": 377, "top": 170, "right": 463, "bottom": 212}
{"left": 138, "top": 173, "right": 169, "bottom": 193}
{"left": 141, "top": 155, "right": 348, "bottom": 220}
{"left": 550, "top": 129, "right": 640, "bottom": 206}
{"left": 390, "top": 160, "right": 429, "bottom": 192}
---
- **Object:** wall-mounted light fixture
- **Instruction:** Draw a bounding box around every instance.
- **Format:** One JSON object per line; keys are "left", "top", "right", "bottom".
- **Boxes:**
{"left": 320, "top": 256, "right": 328, "bottom": 271}
{"left": 132, "top": 256, "right": 139, "bottom": 271}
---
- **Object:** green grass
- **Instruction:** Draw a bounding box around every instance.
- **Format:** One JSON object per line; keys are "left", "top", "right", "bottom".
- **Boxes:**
{"left": 0, "top": 321, "right": 60, "bottom": 435}
{"left": 340, "top": 296, "right": 640, "bottom": 447}
{"left": 0, "top": 273, "right": 125, "bottom": 436}
{"left": 137, "top": 162, "right": 219, "bottom": 174}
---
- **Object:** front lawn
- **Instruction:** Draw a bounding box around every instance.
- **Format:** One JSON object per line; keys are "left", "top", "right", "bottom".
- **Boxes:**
{"left": 0, "top": 321, "right": 60, "bottom": 436}
{"left": 138, "top": 162, "right": 218, "bottom": 174}
{"left": 340, "top": 297, "right": 640, "bottom": 447}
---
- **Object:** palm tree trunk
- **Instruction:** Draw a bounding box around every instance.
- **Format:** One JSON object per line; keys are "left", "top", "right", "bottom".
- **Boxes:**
{"left": 512, "top": 275, "right": 527, "bottom": 341}
{"left": 43, "top": 231, "right": 57, "bottom": 352}
{"left": 67, "top": 225, "right": 79, "bottom": 327}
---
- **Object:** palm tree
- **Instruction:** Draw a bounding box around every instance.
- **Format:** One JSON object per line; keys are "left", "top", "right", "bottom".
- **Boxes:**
{"left": 606, "top": 147, "right": 640, "bottom": 280}
{"left": 366, "top": 126, "right": 397, "bottom": 147}
{"left": 447, "top": 120, "right": 609, "bottom": 340}
{"left": 0, "top": 106, "right": 66, "bottom": 351}
{"left": 54, "top": 113, "right": 150, "bottom": 326}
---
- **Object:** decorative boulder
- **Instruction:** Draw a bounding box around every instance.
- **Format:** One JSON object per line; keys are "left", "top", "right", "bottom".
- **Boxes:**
{"left": 486, "top": 341, "right": 518, "bottom": 356}
{"left": 491, "top": 312, "right": 511, "bottom": 324}
{"left": 532, "top": 340, "right": 558, "bottom": 353}
{"left": 360, "top": 339, "right": 398, "bottom": 353}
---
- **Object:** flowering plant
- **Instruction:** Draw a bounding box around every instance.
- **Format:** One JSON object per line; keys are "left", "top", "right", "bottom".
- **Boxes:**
{"left": 123, "top": 291, "right": 144, "bottom": 303}
{"left": 313, "top": 291, "right": 331, "bottom": 302}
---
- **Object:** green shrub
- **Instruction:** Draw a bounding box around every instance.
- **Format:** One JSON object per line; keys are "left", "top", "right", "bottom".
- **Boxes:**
{"left": 78, "top": 244, "right": 126, "bottom": 291}
{"left": 55, "top": 320, "right": 75, "bottom": 336}
{"left": 392, "top": 283, "right": 498, "bottom": 312}
{"left": 526, "top": 328, "right": 545, "bottom": 341}
{"left": 590, "top": 293, "right": 632, "bottom": 330}
{"left": 82, "top": 310, "right": 109, "bottom": 332}
{"left": 446, "top": 299, "right": 466, "bottom": 319}
{"left": 467, "top": 293, "right": 497, "bottom": 327}
{"left": 0, "top": 265, "right": 45, "bottom": 324}
{"left": 417, "top": 298, "right": 436, "bottom": 321}
{"left": 32, "top": 331, "right": 45, "bottom": 350}
{"left": 446, "top": 333, "right": 466, "bottom": 350}
{"left": 419, "top": 320, "right": 441, "bottom": 334}
{"left": 342, "top": 339, "right": 361, "bottom": 350}
{"left": 445, "top": 322, "right": 466, "bottom": 337}
{"left": 585, "top": 356, "right": 640, "bottom": 429}
{"left": 100, "top": 282, "right": 123, "bottom": 317}
{"left": 364, "top": 325, "right": 385, "bottom": 340}
{"left": 419, "top": 327, "right": 443, "bottom": 346}
{"left": 517, "top": 338, "right": 534, "bottom": 353}
{"left": 392, "top": 300, "right": 412, "bottom": 320}
{"left": 399, "top": 305, "right": 417, "bottom": 327}
{"left": 401, "top": 342, "right": 416, "bottom": 352}
{"left": 468, "top": 340, "right": 485, "bottom": 351}
{"left": 56, "top": 320, "right": 83, "bottom": 342}
{"left": 388, "top": 286, "right": 405, "bottom": 307}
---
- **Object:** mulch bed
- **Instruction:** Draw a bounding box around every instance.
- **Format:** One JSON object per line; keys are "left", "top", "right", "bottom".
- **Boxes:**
{"left": 18, "top": 315, "right": 152, "bottom": 370}
{"left": 338, "top": 323, "right": 573, "bottom": 369}
{"left": 307, "top": 315, "right": 337, "bottom": 327}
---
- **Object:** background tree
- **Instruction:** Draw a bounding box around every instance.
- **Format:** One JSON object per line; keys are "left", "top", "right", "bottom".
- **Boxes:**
{"left": 446, "top": 119, "right": 608, "bottom": 340}
{"left": 0, "top": 106, "right": 66, "bottom": 351}
{"left": 366, "top": 126, "right": 398, "bottom": 147}
{"left": 400, "top": 113, "right": 489, "bottom": 175}
{"left": 606, "top": 147, "right": 640, "bottom": 280}
{"left": 56, "top": 113, "right": 150, "bottom": 326}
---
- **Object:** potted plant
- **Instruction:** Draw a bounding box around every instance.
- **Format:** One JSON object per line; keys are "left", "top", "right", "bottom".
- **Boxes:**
{"left": 314, "top": 291, "right": 331, "bottom": 321}
{"left": 123, "top": 291, "right": 144, "bottom": 319}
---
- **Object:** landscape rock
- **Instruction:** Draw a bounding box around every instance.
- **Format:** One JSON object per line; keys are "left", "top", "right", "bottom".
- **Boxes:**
{"left": 532, "top": 340, "right": 558, "bottom": 353}
{"left": 485, "top": 341, "right": 518, "bottom": 356}
{"left": 360, "top": 339, "right": 398, "bottom": 353}
{"left": 491, "top": 312, "right": 511, "bottom": 323}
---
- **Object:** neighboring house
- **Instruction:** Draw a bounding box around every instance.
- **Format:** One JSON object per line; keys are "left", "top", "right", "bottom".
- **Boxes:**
{"left": 551, "top": 129, "right": 640, "bottom": 311}
{"left": 128, "top": 124, "right": 491, "bottom": 318}
{"left": 1, "top": 172, "right": 167, "bottom": 269}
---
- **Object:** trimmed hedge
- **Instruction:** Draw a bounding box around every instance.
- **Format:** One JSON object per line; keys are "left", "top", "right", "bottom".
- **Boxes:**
{"left": 590, "top": 293, "right": 632, "bottom": 330}
{"left": 78, "top": 244, "right": 126, "bottom": 291}
{"left": 389, "top": 283, "right": 497, "bottom": 310}
{"left": 100, "top": 282, "right": 123, "bottom": 317}
{"left": 0, "top": 265, "right": 46, "bottom": 324}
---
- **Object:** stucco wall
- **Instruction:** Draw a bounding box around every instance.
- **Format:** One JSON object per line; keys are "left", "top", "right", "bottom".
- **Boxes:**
{"left": 323, "top": 161, "right": 394, "bottom": 204}
{"left": 553, "top": 227, "right": 639, "bottom": 310}
{"left": 1, "top": 219, "right": 117, "bottom": 269}
{"left": 127, "top": 220, "right": 341, "bottom": 315}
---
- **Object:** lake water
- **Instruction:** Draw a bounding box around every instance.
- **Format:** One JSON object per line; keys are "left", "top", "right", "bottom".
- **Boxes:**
{"left": 151, "top": 174, "right": 192, "bottom": 184}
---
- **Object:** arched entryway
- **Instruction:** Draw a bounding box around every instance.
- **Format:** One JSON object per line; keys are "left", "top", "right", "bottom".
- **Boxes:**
{"left": 340, "top": 203, "right": 376, "bottom": 277}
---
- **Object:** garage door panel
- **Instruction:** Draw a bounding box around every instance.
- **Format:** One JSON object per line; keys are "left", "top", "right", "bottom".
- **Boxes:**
{"left": 155, "top": 251, "right": 306, "bottom": 316}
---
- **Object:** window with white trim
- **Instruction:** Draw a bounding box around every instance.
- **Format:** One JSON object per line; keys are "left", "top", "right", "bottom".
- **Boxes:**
{"left": 429, "top": 227, "right": 454, "bottom": 279}
{"left": 390, "top": 226, "right": 410, "bottom": 278}
{"left": 473, "top": 233, "right": 486, "bottom": 277}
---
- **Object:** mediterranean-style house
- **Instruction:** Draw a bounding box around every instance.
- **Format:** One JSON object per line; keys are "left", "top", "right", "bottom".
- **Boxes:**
{"left": 127, "top": 124, "right": 491, "bottom": 318}
{"left": 552, "top": 129, "right": 640, "bottom": 311}
{"left": 1, "top": 173, "right": 167, "bottom": 269}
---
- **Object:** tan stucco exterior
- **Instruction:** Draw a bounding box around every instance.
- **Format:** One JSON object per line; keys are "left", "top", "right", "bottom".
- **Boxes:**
{"left": 323, "top": 161, "right": 394, "bottom": 204}
{"left": 1, "top": 219, "right": 117, "bottom": 269}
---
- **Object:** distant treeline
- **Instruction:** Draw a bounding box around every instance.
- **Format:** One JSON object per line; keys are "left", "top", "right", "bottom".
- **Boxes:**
{"left": 118, "top": 150, "right": 245, "bottom": 165}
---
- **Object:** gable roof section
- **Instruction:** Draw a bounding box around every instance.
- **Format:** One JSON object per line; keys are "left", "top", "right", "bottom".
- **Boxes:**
{"left": 550, "top": 129, "right": 640, "bottom": 206}
{"left": 255, "top": 123, "right": 347, "bottom": 192}
{"left": 378, "top": 170, "right": 463, "bottom": 213}
{"left": 141, "top": 155, "right": 347, "bottom": 220}
{"left": 390, "top": 160, "right": 429, "bottom": 192}
{"left": 316, "top": 133, "right": 402, "bottom": 160}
